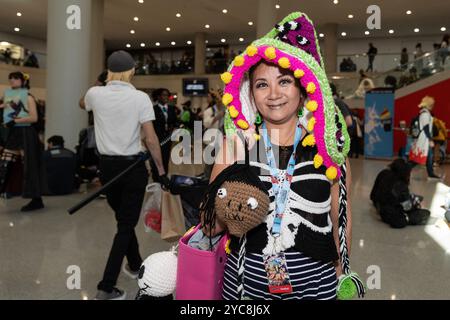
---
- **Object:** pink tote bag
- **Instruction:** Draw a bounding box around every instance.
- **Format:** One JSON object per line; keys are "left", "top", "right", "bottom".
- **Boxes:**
{"left": 176, "top": 225, "right": 229, "bottom": 300}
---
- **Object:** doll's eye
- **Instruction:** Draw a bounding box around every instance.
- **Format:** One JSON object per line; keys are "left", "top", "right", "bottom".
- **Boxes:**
{"left": 296, "top": 35, "right": 310, "bottom": 46}
{"left": 247, "top": 197, "right": 259, "bottom": 210}
{"left": 217, "top": 188, "right": 227, "bottom": 199}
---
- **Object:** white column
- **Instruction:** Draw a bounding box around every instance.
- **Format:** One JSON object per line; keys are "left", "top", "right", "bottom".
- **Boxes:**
{"left": 321, "top": 23, "right": 338, "bottom": 74}
{"left": 194, "top": 32, "right": 206, "bottom": 75}
{"left": 45, "top": 0, "right": 104, "bottom": 150}
{"left": 257, "top": 0, "right": 277, "bottom": 38}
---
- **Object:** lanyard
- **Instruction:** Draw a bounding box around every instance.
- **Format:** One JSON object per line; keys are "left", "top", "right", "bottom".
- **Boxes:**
{"left": 261, "top": 121, "right": 302, "bottom": 236}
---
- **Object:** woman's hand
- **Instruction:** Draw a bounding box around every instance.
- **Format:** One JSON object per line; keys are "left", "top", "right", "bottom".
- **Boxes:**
{"left": 334, "top": 261, "right": 343, "bottom": 278}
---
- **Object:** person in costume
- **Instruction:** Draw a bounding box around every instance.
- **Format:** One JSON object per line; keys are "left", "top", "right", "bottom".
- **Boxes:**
{"left": 203, "top": 12, "right": 365, "bottom": 300}
{"left": 0, "top": 71, "right": 45, "bottom": 211}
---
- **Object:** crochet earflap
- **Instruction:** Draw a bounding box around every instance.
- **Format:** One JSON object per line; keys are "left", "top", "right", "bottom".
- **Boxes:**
{"left": 221, "top": 12, "right": 350, "bottom": 180}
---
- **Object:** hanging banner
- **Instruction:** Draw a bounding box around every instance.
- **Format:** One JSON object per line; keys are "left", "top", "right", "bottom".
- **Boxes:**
{"left": 364, "top": 89, "right": 395, "bottom": 159}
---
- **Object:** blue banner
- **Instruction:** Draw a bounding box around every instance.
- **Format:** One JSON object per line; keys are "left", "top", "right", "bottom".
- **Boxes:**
{"left": 364, "top": 90, "right": 395, "bottom": 159}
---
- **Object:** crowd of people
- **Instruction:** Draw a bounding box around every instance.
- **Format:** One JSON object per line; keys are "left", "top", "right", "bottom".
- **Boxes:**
{"left": 0, "top": 47, "right": 40, "bottom": 68}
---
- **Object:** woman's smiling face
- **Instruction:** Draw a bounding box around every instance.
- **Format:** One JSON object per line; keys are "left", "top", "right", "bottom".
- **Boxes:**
{"left": 251, "top": 62, "right": 304, "bottom": 125}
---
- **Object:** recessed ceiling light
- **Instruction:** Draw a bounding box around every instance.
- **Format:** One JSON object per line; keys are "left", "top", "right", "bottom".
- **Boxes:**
{"left": 171, "top": 41, "right": 176, "bottom": 46}
{"left": 138, "top": 0, "right": 144, "bottom": 3}
{"left": 441, "top": 27, "right": 447, "bottom": 32}
{"left": 239, "top": 37, "right": 244, "bottom": 42}
{"left": 14, "top": 27, "right": 20, "bottom": 32}
{"left": 222, "top": 9, "right": 228, "bottom": 14}
{"left": 365, "top": 31, "right": 370, "bottom": 35}
{"left": 126, "top": 44, "right": 131, "bottom": 48}
{"left": 187, "top": 40, "right": 192, "bottom": 45}
{"left": 134, "top": 17, "right": 139, "bottom": 21}
{"left": 389, "top": 29, "right": 394, "bottom": 34}
{"left": 16, "top": 12, "right": 22, "bottom": 17}
{"left": 319, "top": 33, "right": 324, "bottom": 38}
{"left": 275, "top": 4, "right": 280, "bottom": 9}
{"left": 140, "top": 43, "right": 146, "bottom": 47}
{"left": 348, "top": 14, "right": 354, "bottom": 19}
{"left": 333, "top": 0, "right": 339, "bottom": 4}
{"left": 176, "top": 13, "right": 181, "bottom": 18}
{"left": 155, "top": 42, "right": 160, "bottom": 46}
{"left": 130, "top": 29, "right": 135, "bottom": 34}
{"left": 166, "top": 27, "right": 171, "bottom": 31}
{"left": 248, "top": 21, "right": 254, "bottom": 26}
{"left": 205, "top": 40, "right": 209, "bottom": 44}
{"left": 341, "top": 32, "right": 347, "bottom": 37}
{"left": 414, "top": 28, "right": 420, "bottom": 33}
{"left": 406, "top": 10, "right": 412, "bottom": 15}
{"left": 205, "top": 24, "right": 210, "bottom": 29}
{"left": 221, "top": 38, "right": 226, "bottom": 43}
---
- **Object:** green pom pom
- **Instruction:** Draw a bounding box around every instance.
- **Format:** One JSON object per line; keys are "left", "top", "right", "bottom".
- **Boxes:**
{"left": 337, "top": 274, "right": 358, "bottom": 300}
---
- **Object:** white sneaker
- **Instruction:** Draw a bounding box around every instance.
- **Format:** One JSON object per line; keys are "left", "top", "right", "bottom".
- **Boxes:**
{"left": 94, "top": 288, "right": 127, "bottom": 300}
{"left": 122, "top": 263, "right": 140, "bottom": 280}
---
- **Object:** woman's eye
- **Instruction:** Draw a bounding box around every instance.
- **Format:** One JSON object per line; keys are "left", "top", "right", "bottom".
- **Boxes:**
{"left": 217, "top": 188, "right": 227, "bottom": 199}
{"left": 255, "top": 82, "right": 268, "bottom": 89}
{"left": 247, "top": 197, "right": 259, "bottom": 210}
{"left": 280, "top": 78, "right": 293, "bottom": 86}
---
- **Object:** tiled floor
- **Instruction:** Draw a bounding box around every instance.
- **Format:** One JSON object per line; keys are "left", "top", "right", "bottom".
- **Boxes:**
{"left": 1, "top": 158, "right": 450, "bottom": 300}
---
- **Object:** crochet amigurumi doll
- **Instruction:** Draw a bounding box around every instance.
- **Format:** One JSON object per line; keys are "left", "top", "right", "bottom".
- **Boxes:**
{"left": 136, "top": 250, "right": 177, "bottom": 300}
{"left": 201, "top": 160, "right": 270, "bottom": 238}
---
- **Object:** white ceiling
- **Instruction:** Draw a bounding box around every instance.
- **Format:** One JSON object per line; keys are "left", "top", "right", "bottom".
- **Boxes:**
{"left": 0, "top": 0, "right": 449, "bottom": 49}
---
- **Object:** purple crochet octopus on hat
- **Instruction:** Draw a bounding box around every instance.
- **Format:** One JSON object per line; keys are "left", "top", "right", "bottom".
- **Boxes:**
{"left": 274, "top": 15, "right": 322, "bottom": 66}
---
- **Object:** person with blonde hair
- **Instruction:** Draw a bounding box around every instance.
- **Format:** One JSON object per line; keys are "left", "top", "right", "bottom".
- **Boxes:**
{"left": 81, "top": 50, "right": 169, "bottom": 300}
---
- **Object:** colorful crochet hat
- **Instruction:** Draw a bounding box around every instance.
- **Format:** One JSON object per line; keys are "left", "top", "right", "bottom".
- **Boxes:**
{"left": 221, "top": 12, "right": 350, "bottom": 180}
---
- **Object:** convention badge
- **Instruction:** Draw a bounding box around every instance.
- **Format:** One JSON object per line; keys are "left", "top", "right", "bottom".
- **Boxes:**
{"left": 263, "top": 253, "right": 293, "bottom": 294}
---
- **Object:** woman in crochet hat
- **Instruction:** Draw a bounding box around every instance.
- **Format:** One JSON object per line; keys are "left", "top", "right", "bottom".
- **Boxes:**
{"left": 203, "top": 12, "right": 365, "bottom": 300}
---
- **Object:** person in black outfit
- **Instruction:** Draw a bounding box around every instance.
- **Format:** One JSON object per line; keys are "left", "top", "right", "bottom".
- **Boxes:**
{"left": 366, "top": 43, "right": 378, "bottom": 72}
{"left": 151, "top": 88, "right": 177, "bottom": 182}
{"left": 370, "top": 158, "right": 430, "bottom": 228}
{"left": 44, "top": 135, "right": 76, "bottom": 195}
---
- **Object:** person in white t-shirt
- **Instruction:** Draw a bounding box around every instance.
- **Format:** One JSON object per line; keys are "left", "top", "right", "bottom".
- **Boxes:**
{"left": 81, "top": 50, "right": 168, "bottom": 300}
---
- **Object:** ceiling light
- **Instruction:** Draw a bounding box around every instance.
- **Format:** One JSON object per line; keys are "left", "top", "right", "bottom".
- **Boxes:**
{"left": 333, "top": 0, "right": 339, "bottom": 4}
{"left": 187, "top": 40, "right": 192, "bottom": 45}
{"left": 365, "top": 31, "right": 370, "bottom": 35}
{"left": 275, "top": 4, "right": 280, "bottom": 9}
{"left": 134, "top": 17, "right": 139, "bottom": 21}
{"left": 130, "top": 29, "right": 135, "bottom": 34}
{"left": 205, "top": 24, "right": 210, "bottom": 29}
{"left": 222, "top": 9, "right": 228, "bottom": 14}
{"left": 248, "top": 21, "right": 254, "bottom": 26}
{"left": 319, "top": 33, "right": 324, "bottom": 38}
{"left": 155, "top": 42, "right": 160, "bottom": 46}
{"left": 414, "top": 28, "right": 420, "bottom": 33}
{"left": 239, "top": 37, "right": 244, "bottom": 42}
{"left": 341, "top": 32, "right": 347, "bottom": 37}
{"left": 17, "top": 12, "right": 22, "bottom": 17}
{"left": 406, "top": 10, "right": 412, "bottom": 15}
{"left": 441, "top": 27, "right": 447, "bottom": 32}
{"left": 138, "top": 0, "right": 144, "bottom": 3}
{"left": 171, "top": 41, "right": 176, "bottom": 46}
{"left": 221, "top": 38, "right": 226, "bottom": 43}
{"left": 140, "top": 43, "right": 146, "bottom": 47}
{"left": 14, "top": 27, "right": 20, "bottom": 32}
{"left": 389, "top": 29, "right": 394, "bottom": 34}
{"left": 0, "top": 41, "right": 11, "bottom": 46}
{"left": 166, "top": 27, "right": 171, "bottom": 31}
{"left": 176, "top": 13, "right": 181, "bottom": 18}
{"left": 348, "top": 14, "right": 354, "bottom": 19}
{"left": 126, "top": 44, "right": 131, "bottom": 48}
{"left": 205, "top": 40, "right": 209, "bottom": 44}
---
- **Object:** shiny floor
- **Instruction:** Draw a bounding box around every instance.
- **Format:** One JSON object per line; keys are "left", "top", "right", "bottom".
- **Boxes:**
{"left": 1, "top": 158, "right": 450, "bottom": 300}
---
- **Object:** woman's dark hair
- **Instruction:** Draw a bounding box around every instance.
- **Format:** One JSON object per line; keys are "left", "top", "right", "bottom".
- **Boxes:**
{"left": 248, "top": 60, "right": 307, "bottom": 97}
{"left": 8, "top": 71, "right": 30, "bottom": 89}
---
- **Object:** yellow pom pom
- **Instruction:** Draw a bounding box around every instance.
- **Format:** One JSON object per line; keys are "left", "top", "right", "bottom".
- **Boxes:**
{"left": 254, "top": 133, "right": 261, "bottom": 141}
{"left": 307, "top": 117, "right": 316, "bottom": 132}
{"left": 302, "top": 134, "right": 316, "bottom": 147}
{"left": 306, "top": 100, "right": 318, "bottom": 112}
{"left": 234, "top": 55, "right": 245, "bottom": 67}
{"left": 246, "top": 45, "right": 258, "bottom": 57}
{"left": 237, "top": 119, "right": 249, "bottom": 130}
{"left": 313, "top": 154, "right": 323, "bottom": 169}
{"left": 265, "top": 47, "right": 277, "bottom": 60}
{"left": 225, "top": 239, "right": 231, "bottom": 255}
{"left": 326, "top": 167, "right": 338, "bottom": 180}
{"left": 278, "top": 57, "right": 291, "bottom": 69}
{"left": 294, "top": 69, "right": 305, "bottom": 78}
{"left": 307, "top": 82, "right": 316, "bottom": 94}
{"left": 221, "top": 72, "right": 233, "bottom": 84}
{"left": 228, "top": 106, "right": 239, "bottom": 119}
{"left": 222, "top": 93, "right": 233, "bottom": 106}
